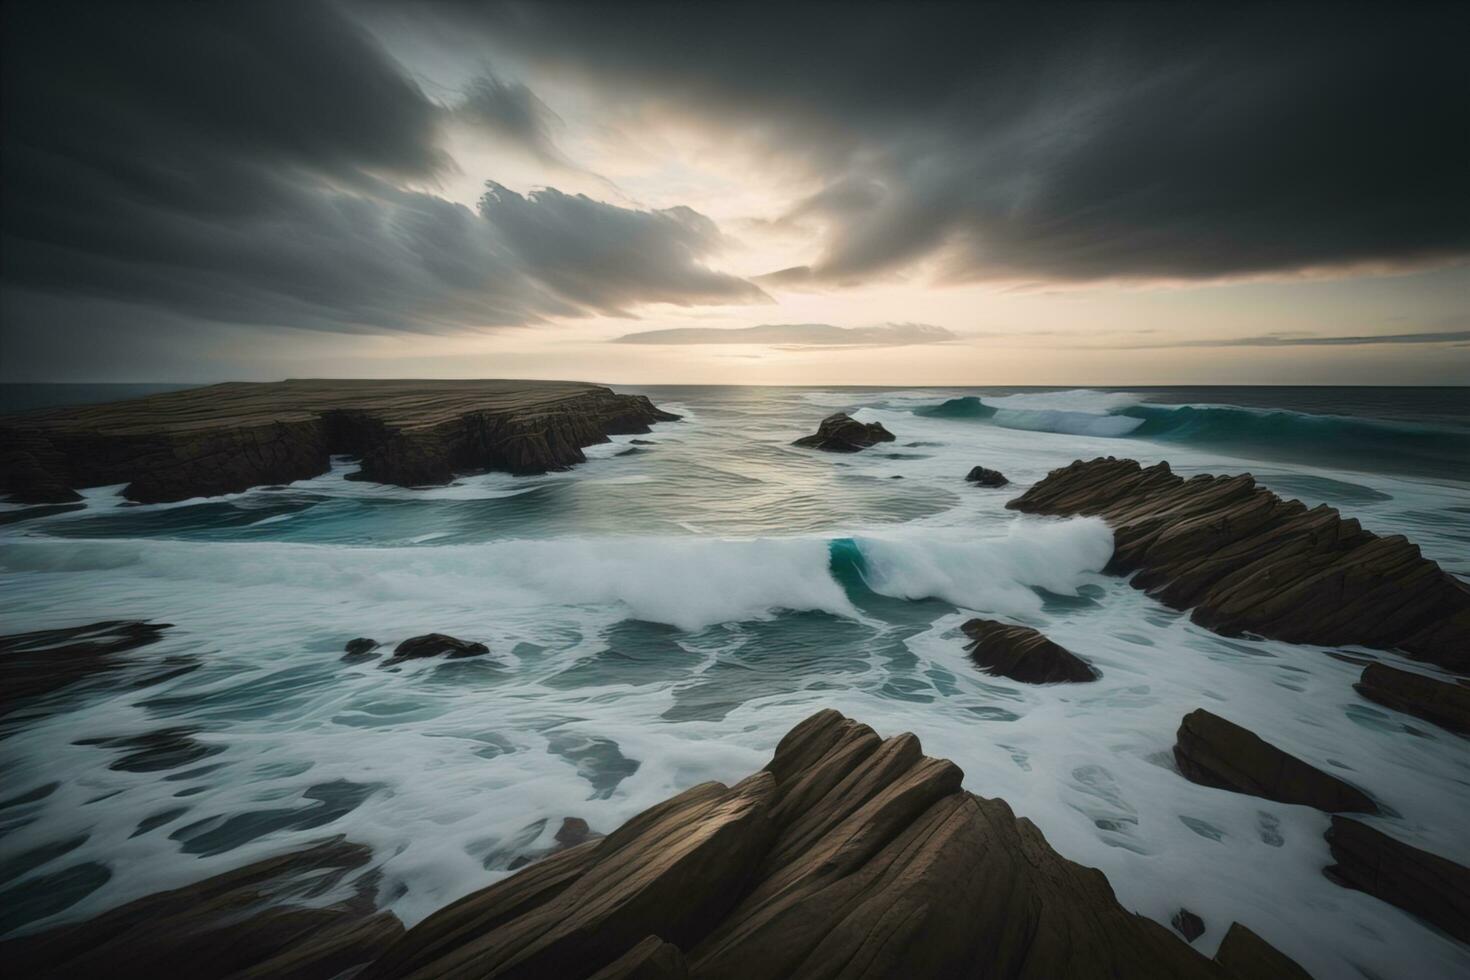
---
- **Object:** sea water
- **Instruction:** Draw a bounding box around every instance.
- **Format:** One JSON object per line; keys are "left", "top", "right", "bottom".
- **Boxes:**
{"left": 1, "top": 385, "right": 1467, "bottom": 977}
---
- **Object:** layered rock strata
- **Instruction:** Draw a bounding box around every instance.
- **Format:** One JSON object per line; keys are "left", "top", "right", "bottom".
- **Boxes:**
{"left": 1325, "top": 816, "right": 1470, "bottom": 944}
{"left": 1007, "top": 457, "right": 1470, "bottom": 671}
{"left": 0, "top": 379, "right": 678, "bottom": 504}
{"left": 1174, "top": 709, "right": 1377, "bottom": 813}
{"left": 961, "top": 618, "right": 1099, "bottom": 683}
{"left": 792, "top": 413, "right": 895, "bottom": 452}
{"left": 357, "top": 709, "right": 1301, "bottom": 979}
{"left": 1, "top": 836, "right": 402, "bottom": 980}
{"left": 1354, "top": 662, "right": 1470, "bottom": 735}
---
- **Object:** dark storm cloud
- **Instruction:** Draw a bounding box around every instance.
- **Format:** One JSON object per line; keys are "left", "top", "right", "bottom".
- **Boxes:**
{"left": 411, "top": 1, "right": 1470, "bottom": 285}
{"left": 481, "top": 184, "right": 769, "bottom": 313}
{"left": 455, "top": 73, "right": 570, "bottom": 166}
{"left": 612, "top": 323, "right": 954, "bottom": 347}
{"left": 0, "top": 0, "right": 759, "bottom": 362}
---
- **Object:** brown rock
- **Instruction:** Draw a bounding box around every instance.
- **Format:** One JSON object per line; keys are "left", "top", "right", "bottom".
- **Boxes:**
{"left": 1325, "top": 816, "right": 1470, "bottom": 945}
{"left": 586, "top": 936, "right": 689, "bottom": 980}
{"left": 1354, "top": 662, "right": 1470, "bottom": 734}
{"left": 0, "top": 379, "right": 679, "bottom": 504}
{"left": 1174, "top": 709, "right": 1377, "bottom": 813}
{"left": 961, "top": 618, "right": 1099, "bottom": 683}
{"left": 386, "top": 634, "right": 489, "bottom": 664}
{"left": 0, "top": 620, "right": 172, "bottom": 716}
{"left": 965, "top": 464, "right": 1009, "bottom": 487}
{"left": 363, "top": 709, "right": 1244, "bottom": 979}
{"left": 1006, "top": 457, "right": 1470, "bottom": 671}
{"left": 792, "top": 413, "right": 896, "bottom": 452}
{"left": 0, "top": 836, "right": 403, "bottom": 980}
{"left": 1213, "top": 922, "right": 1313, "bottom": 979}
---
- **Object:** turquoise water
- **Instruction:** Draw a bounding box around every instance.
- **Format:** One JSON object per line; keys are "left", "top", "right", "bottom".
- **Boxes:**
{"left": 1, "top": 386, "right": 1467, "bottom": 978}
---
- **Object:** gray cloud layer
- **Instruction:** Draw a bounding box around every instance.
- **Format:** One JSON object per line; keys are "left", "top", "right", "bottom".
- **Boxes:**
{"left": 426, "top": 2, "right": 1470, "bottom": 286}
{"left": 0, "top": 0, "right": 760, "bottom": 373}
{"left": 612, "top": 322, "right": 954, "bottom": 347}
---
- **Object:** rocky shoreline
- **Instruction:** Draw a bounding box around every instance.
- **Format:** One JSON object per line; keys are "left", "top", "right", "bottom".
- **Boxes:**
{"left": 1007, "top": 457, "right": 1470, "bottom": 671}
{"left": 0, "top": 379, "right": 678, "bottom": 504}
{"left": 1, "top": 710, "right": 1315, "bottom": 980}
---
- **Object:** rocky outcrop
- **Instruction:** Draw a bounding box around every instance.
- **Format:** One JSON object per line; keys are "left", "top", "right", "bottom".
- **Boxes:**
{"left": 383, "top": 633, "right": 489, "bottom": 665}
{"left": 1214, "top": 923, "right": 1313, "bottom": 980}
{"left": 1172, "top": 908, "right": 1206, "bottom": 942}
{"left": 0, "top": 379, "right": 679, "bottom": 504}
{"left": 0, "top": 621, "right": 172, "bottom": 716}
{"left": 961, "top": 618, "right": 1099, "bottom": 683}
{"left": 965, "top": 464, "right": 1009, "bottom": 487}
{"left": 1325, "top": 816, "right": 1470, "bottom": 944}
{"left": 792, "top": 413, "right": 895, "bottom": 452}
{"left": 1174, "top": 709, "right": 1377, "bottom": 813}
{"left": 1354, "top": 662, "right": 1470, "bottom": 735}
{"left": 357, "top": 709, "right": 1295, "bottom": 979}
{"left": 0, "top": 710, "right": 1316, "bottom": 978}
{"left": 0, "top": 836, "right": 403, "bottom": 980}
{"left": 1007, "top": 457, "right": 1470, "bottom": 671}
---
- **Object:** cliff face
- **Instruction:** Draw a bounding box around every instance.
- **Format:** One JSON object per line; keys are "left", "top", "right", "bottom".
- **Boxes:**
{"left": 0, "top": 380, "right": 678, "bottom": 504}
{"left": 1007, "top": 457, "right": 1470, "bottom": 671}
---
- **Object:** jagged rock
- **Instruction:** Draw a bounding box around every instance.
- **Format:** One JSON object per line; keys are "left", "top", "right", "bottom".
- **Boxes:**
{"left": 961, "top": 618, "right": 1099, "bottom": 683}
{"left": 1214, "top": 922, "right": 1313, "bottom": 979}
{"left": 382, "top": 633, "right": 489, "bottom": 666}
{"left": 0, "top": 836, "right": 403, "bottom": 980}
{"left": 792, "top": 413, "right": 896, "bottom": 452}
{"left": 0, "top": 379, "right": 679, "bottom": 504}
{"left": 1172, "top": 907, "right": 1205, "bottom": 941}
{"left": 0, "top": 621, "right": 172, "bottom": 716}
{"left": 1354, "top": 662, "right": 1470, "bottom": 734}
{"left": 359, "top": 709, "right": 1275, "bottom": 979}
{"left": 1174, "top": 709, "right": 1377, "bottom": 813}
{"left": 1325, "top": 816, "right": 1470, "bottom": 944}
{"left": 965, "top": 465, "right": 1009, "bottom": 487}
{"left": 1007, "top": 457, "right": 1470, "bottom": 671}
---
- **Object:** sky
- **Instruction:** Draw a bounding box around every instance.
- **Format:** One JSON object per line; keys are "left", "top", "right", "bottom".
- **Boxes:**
{"left": 1, "top": 1, "right": 1467, "bottom": 385}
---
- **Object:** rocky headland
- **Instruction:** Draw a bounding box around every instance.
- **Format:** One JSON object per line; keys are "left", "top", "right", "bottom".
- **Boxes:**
{"left": 2, "top": 710, "right": 1313, "bottom": 979}
{"left": 1007, "top": 457, "right": 1470, "bottom": 671}
{"left": 0, "top": 379, "right": 678, "bottom": 504}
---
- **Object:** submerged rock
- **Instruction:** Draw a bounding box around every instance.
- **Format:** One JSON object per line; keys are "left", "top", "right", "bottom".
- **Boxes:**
{"left": 964, "top": 464, "right": 1009, "bottom": 487}
{"left": 1174, "top": 709, "right": 1377, "bottom": 813}
{"left": 1354, "top": 662, "right": 1470, "bottom": 734}
{"left": 792, "top": 413, "right": 896, "bottom": 452}
{"left": 1007, "top": 457, "right": 1470, "bottom": 671}
{"left": 0, "top": 836, "right": 403, "bottom": 979}
{"left": 1325, "top": 815, "right": 1470, "bottom": 944}
{"left": 0, "top": 620, "right": 172, "bottom": 716}
{"left": 1172, "top": 908, "right": 1206, "bottom": 942}
{"left": 0, "top": 379, "right": 679, "bottom": 504}
{"left": 385, "top": 633, "right": 489, "bottom": 665}
{"left": 961, "top": 618, "right": 1099, "bottom": 683}
{"left": 357, "top": 709, "right": 1293, "bottom": 979}
{"left": 345, "top": 637, "right": 380, "bottom": 656}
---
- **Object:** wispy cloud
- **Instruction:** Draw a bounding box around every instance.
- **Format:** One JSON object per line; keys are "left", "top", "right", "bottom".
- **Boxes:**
{"left": 610, "top": 322, "right": 956, "bottom": 348}
{"left": 1104, "top": 329, "right": 1470, "bottom": 350}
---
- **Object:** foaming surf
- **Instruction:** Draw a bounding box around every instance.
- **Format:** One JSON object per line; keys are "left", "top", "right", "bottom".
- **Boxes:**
{"left": 2, "top": 384, "right": 1468, "bottom": 979}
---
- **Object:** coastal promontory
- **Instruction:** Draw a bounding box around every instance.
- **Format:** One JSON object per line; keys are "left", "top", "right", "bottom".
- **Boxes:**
{"left": 0, "top": 379, "right": 678, "bottom": 504}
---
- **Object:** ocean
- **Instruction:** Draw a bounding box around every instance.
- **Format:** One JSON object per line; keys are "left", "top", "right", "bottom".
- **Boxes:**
{"left": 1, "top": 385, "right": 1467, "bottom": 977}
